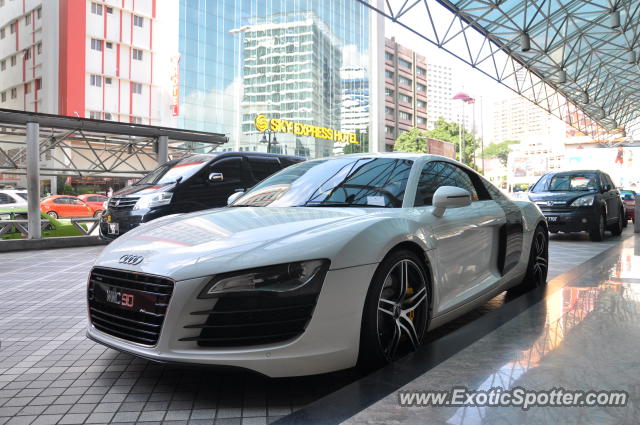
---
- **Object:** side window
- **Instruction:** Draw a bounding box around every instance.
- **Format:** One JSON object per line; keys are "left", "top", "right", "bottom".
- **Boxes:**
{"left": 604, "top": 173, "right": 615, "bottom": 189}
{"left": 414, "top": 161, "right": 479, "bottom": 207}
{"left": 210, "top": 157, "right": 243, "bottom": 183}
{"left": 0, "top": 193, "right": 12, "bottom": 204}
{"left": 248, "top": 157, "right": 281, "bottom": 181}
{"left": 54, "top": 198, "right": 67, "bottom": 204}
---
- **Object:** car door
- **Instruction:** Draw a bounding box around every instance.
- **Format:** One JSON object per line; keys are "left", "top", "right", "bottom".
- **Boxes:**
{"left": 68, "top": 198, "right": 91, "bottom": 217}
{"left": 246, "top": 156, "right": 283, "bottom": 185}
{"left": 53, "top": 197, "right": 69, "bottom": 216}
{"left": 414, "top": 161, "right": 505, "bottom": 314}
{"left": 601, "top": 173, "right": 620, "bottom": 223}
{"left": 205, "top": 156, "right": 248, "bottom": 207}
{"left": 0, "top": 193, "right": 14, "bottom": 208}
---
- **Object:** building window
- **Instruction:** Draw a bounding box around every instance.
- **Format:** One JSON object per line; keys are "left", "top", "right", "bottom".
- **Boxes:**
{"left": 91, "top": 2, "right": 103, "bottom": 15}
{"left": 131, "top": 116, "right": 142, "bottom": 124}
{"left": 10, "top": 22, "right": 16, "bottom": 34}
{"left": 133, "top": 15, "right": 144, "bottom": 27}
{"left": 37, "top": 42, "right": 42, "bottom": 54}
{"left": 400, "top": 93, "right": 412, "bottom": 103}
{"left": 417, "top": 116, "right": 427, "bottom": 125}
{"left": 35, "top": 78, "right": 41, "bottom": 90}
{"left": 25, "top": 14, "right": 31, "bottom": 25}
{"left": 399, "top": 76, "right": 411, "bottom": 86}
{"left": 90, "top": 75, "right": 102, "bottom": 87}
{"left": 385, "top": 70, "right": 394, "bottom": 79}
{"left": 89, "top": 111, "right": 101, "bottom": 119}
{"left": 1, "top": 92, "right": 5, "bottom": 103}
{"left": 385, "top": 125, "right": 394, "bottom": 134}
{"left": 105, "top": 77, "right": 112, "bottom": 85}
{"left": 105, "top": 41, "right": 113, "bottom": 49}
{"left": 36, "top": 7, "right": 41, "bottom": 19}
{"left": 10, "top": 55, "right": 16, "bottom": 66}
{"left": 11, "top": 88, "right": 17, "bottom": 99}
{"left": 104, "top": 112, "right": 112, "bottom": 120}
{"left": 0, "top": 28, "right": 4, "bottom": 39}
{"left": 23, "top": 48, "right": 31, "bottom": 60}
{"left": 0, "top": 60, "right": 4, "bottom": 71}
{"left": 399, "top": 111, "right": 412, "bottom": 121}
{"left": 132, "top": 49, "right": 143, "bottom": 61}
{"left": 0, "top": 0, "right": 4, "bottom": 7}
{"left": 398, "top": 58, "right": 412, "bottom": 69}
{"left": 417, "top": 100, "right": 426, "bottom": 109}
{"left": 385, "top": 87, "right": 394, "bottom": 97}
{"left": 24, "top": 83, "right": 30, "bottom": 94}
{"left": 417, "top": 67, "right": 426, "bottom": 76}
{"left": 385, "top": 51, "right": 394, "bottom": 61}
{"left": 385, "top": 106, "right": 394, "bottom": 116}
{"left": 131, "top": 82, "right": 142, "bottom": 94}
{"left": 106, "top": 6, "right": 113, "bottom": 14}
{"left": 91, "top": 38, "right": 103, "bottom": 51}
{"left": 417, "top": 83, "right": 426, "bottom": 92}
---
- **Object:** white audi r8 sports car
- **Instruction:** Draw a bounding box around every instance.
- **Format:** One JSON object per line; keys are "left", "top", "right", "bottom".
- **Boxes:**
{"left": 87, "top": 153, "right": 548, "bottom": 377}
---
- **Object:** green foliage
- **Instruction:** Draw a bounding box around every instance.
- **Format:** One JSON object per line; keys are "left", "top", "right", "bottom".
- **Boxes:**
{"left": 343, "top": 130, "right": 369, "bottom": 154}
{"left": 0, "top": 210, "right": 85, "bottom": 239}
{"left": 482, "top": 140, "right": 520, "bottom": 167}
{"left": 393, "top": 128, "right": 429, "bottom": 153}
{"left": 425, "top": 117, "right": 479, "bottom": 168}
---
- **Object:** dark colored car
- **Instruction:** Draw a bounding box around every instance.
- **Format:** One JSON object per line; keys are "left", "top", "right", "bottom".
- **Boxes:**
{"left": 100, "top": 152, "right": 304, "bottom": 240}
{"left": 620, "top": 190, "right": 636, "bottom": 224}
{"left": 528, "top": 170, "right": 625, "bottom": 241}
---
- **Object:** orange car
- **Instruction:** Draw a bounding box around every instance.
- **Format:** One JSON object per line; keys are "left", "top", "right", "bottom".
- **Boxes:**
{"left": 40, "top": 195, "right": 96, "bottom": 219}
{"left": 78, "top": 194, "right": 108, "bottom": 216}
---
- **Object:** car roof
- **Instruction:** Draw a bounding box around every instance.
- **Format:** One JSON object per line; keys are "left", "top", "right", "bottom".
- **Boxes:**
{"left": 173, "top": 152, "right": 305, "bottom": 162}
{"left": 0, "top": 189, "right": 27, "bottom": 193}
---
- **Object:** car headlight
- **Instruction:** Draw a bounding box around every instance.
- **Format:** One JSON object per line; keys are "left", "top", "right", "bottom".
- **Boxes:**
{"left": 133, "top": 192, "right": 173, "bottom": 210}
{"left": 199, "top": 259, "right": 329, "bottom": 297}
{"left": 570, "top": 194, "right": 595, "bottom": 207}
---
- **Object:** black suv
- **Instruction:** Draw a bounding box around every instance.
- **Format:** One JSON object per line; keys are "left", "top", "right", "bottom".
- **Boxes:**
{"left": 528, "top": 170, "right": 625, "bottom": 241}
{"left": 100, "top": 152, "right": 304, "bottom": 240}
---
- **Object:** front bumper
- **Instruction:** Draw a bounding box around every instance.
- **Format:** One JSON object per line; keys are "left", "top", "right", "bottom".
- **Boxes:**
{"left": 542, "top": 208, "right": 596, "bottom": 232}
{"left": 99, "top": 208, "right": 167, "bottom": 240}
{"left": 86, "top": 263, "right": 377, "bottom": 377}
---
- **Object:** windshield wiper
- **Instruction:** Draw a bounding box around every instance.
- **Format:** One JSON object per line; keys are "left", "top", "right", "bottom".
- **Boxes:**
{"left": 301, "top": 202, "right": 382, "bottom": 208}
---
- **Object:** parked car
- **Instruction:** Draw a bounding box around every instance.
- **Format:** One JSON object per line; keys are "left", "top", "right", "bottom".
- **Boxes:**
{"left": 87, "top": 153, "right": 547, "bottom": 377}
{"left": 0, "top": 189, "right": 28, "bottom": 209}
{"left": 620, "top": 190, "right": 636, "bottom": 224}
{"left": 40, "top": 195, "right": 95, "bottom": 219}
{"left": 99, "top": 152, "right": 304, "bottom": 240}
{"left": 78, "top": 194, "right": 109, "bottom": 217}
{"left": 528, "top": 170, "right": 625, "bottom": 241}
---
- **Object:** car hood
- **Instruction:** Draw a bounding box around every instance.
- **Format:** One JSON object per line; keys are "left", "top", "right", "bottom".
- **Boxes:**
{"left": 528, "top": 191, "right": 596, "bottom": 205}
{"left": 114, "top": 183, "right": 175, "bottom": 197}
{"left": 96, "top": 206, "right": 386, "bottom": 280}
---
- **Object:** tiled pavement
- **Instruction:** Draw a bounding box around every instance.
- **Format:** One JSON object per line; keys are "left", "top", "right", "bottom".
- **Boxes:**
{"left": 0, "top": 228, "right": 631, "bottom": 425}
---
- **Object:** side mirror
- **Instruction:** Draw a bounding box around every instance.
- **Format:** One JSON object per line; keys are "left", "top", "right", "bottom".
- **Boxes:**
{"left": 602, "top": 184, "right": 611, "bottom": 193}
{"left": 209, "top": 172, "right": 224, "bottom": 182}
{"left": 432, "top": 186, "right": 472, "bottom": 217}
{"left": 227, "top": 190, "right": 244, "bottom": 205}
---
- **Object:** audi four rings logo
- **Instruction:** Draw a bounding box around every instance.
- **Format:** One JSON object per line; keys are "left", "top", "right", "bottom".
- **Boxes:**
{"left": 119, "top": 255, "right": 144, "bottom": 265}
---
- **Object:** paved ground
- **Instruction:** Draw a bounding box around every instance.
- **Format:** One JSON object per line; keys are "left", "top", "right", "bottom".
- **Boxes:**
{"left": 0, "top": 228, "right": 631, "bottom": 425}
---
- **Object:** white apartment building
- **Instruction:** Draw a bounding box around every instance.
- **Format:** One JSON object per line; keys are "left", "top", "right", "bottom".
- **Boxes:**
{"left": 491, "top": 94, "right": 566, "bottom": 143}
{"left": 426, "top": 62, "right": 454, "bottom": 129}
{"left": 0, "top": 0, "right": 178, "bottom": 126}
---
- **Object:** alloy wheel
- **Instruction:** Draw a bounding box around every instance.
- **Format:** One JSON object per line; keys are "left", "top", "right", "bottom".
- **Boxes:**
{"left": 376, "top": 259, "right": 429, "bottom": 362}
{"left": 532, "top": 231, "right": 548, "bottom": 286}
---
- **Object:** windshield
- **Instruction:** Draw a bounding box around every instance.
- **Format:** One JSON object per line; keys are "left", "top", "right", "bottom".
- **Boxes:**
{"left": 231, "top": 157, "right": 414, "bottom": 208}
{"left": 531, "top": 172, "right": 598, "bottom": 193}
{"left": 135, "top": 155, "right": 212, "bottom": 185}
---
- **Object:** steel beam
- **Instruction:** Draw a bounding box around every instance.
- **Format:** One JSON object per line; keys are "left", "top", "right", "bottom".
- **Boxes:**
{"left": 157, "top": 135, "right": 169, "bottom": 165}
{"left": 26, "top": 122, "right": 41, "bottom": 240}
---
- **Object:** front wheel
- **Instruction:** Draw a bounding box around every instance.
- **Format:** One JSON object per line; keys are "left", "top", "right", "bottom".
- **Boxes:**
{"left": 589, "top": 212, "right": 605, "bottom": 241}
{"left": 358, "top": 250, "right": 430, "bottom": 371}
{"left": 610, "top": 210, "right": 624, "bottom": 236}
{"left": 46, "top": 211, "right": 58, "bottom": 219}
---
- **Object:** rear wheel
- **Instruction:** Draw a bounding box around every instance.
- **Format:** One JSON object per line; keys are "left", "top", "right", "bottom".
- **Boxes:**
{"left": 358, "top": 250, "right": 430, "bottom": 371}
{"left": 610, "top": 210, "right": 624, "bottom": 236}
{"left": 46, "top": 211, "right": 58, "bottom": 219}
{"left": 509, "top": 225, "right": 548, "bottom": 294}
{"left": 589, "top": 212, "right": 605, "bottom": 241}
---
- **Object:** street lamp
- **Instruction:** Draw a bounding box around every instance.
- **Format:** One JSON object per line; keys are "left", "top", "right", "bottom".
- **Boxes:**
{"left": 259, "top": 130, "right": 278, "bottom": 153}
{"left": 452, "top": 92, "right": 475, "bottom": 163}
{"left": 229, "top": 26, "right": 252, "bottom": 151}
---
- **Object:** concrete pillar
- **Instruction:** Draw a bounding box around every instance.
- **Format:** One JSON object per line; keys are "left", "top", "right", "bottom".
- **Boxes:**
{"left": 26, "top": 122, "right": 41, "bottom": 240}
{"left": 634, "top": 195, "right": 639, "bottom": 234}
{"left": 157, "top": 135, "right": 168, "bottom": 165}
{"left": 50, "top": 176, "right": 57, "bottom": 195}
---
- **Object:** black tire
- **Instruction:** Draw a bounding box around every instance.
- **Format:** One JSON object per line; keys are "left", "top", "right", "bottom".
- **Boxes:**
{"left": 46, "top": 211, "right": 58, "bottom": 219}
{"left": 610, "top": 210, "right": 624, "bottom": 236}
{"left": 589, "top": 212, "right": 605, "bottom": 241}
{"left": 358, "top": 249, "right": 430, "bottom": 371}
{"left": 509, "top": 224, "right": 548, "bottom": 294}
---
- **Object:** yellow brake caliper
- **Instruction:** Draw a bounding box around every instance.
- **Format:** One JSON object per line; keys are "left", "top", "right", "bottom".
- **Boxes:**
{"left": 406, "top": 287, "right": 415, "bottom": 321}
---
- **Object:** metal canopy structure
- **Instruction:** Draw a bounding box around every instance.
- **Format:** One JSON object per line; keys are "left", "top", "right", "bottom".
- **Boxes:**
{"left": 358, "top": 0, "right": 640, "bottom": 140}
{"left": 0, "top": 109, "right": 228, "bottom": 177}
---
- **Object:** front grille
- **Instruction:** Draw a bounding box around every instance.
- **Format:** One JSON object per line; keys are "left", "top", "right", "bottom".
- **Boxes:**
{"left": 87, "top": 267, "right": 174, "bottom": 346}
{"left": 180, "top": 295, "right": 318, "bottom": 347}
{"left": 108, "top": 196, "right": 139, "bottom": 211}
{"left": 541, "top": 207, "right": 573, "bottom": 213}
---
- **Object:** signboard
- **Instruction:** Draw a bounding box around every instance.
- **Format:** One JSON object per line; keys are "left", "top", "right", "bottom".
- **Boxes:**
{"left": 170, "top": 55, "right": 181, "bottom": 117}
{"left": 254, "top": 115, "right": 358, "bottom": 144}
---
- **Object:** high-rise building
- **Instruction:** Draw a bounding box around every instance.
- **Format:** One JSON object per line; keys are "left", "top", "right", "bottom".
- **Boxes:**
{"left": 178, "top": 0, "right": 373, "bottom": 159}
{"left": 491, "top": 95, "right": 565, "bottom": 143}
{"left": 383, "top": 37, "right": 429, "bottom": 151}
{"left": 340, "top": 66, "right": 369, "bottom": 134}
{"left": 0, "top": 0, "right": 178, "bottom": 125}
{"left": 426, "top": 63, "right": 454, "bottom": 129}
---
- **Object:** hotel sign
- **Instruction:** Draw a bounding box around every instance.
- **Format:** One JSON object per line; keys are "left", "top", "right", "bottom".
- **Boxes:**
{"left": 254, "top": 115, "right": 358, "bottom": 144}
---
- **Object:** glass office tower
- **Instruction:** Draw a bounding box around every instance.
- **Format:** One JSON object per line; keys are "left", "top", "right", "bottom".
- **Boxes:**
{"left": 178, "top": 0, "right": 371, "bottom": 158}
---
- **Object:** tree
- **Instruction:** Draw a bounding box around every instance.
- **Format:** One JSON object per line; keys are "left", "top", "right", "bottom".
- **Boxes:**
{"left": 482, "top": 140, "right": 520, "bottom": 167}
{"left": 426, "top": 117, "right": 479, "bottom": 168}
{"left": 343, "top": 130, "right": 369, "bottom": 154}
{"left": 393, "top": 128, "right": 429, "bottom": 153}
